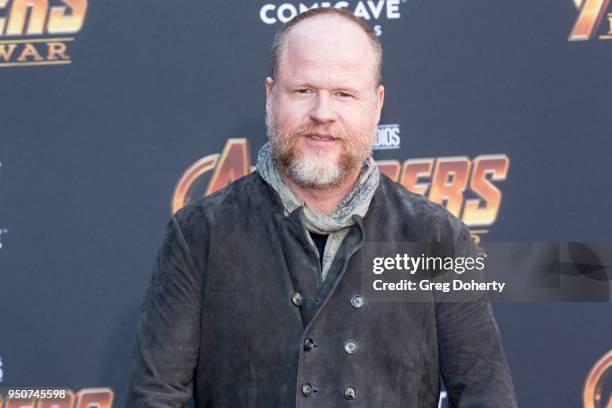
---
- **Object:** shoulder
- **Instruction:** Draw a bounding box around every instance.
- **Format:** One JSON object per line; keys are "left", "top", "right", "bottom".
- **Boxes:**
{"left": 170, "top": 171, "right": 275, "bottom": 238}
{"left": 374, "top": 174, "right": 469, "bottom": 244}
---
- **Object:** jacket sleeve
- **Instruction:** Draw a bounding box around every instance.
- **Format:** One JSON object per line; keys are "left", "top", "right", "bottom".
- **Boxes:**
{"left": 435, "top": 225, "right": 518, "bottom": 408}
{"left": 125, "top": 216, "right": 203, "bottom": 408}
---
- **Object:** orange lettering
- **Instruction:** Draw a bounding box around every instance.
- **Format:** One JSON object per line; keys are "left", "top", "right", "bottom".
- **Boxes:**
{"left": 6, "top": 0, "right": 48, "bottom": 36}
{"left": 462, "top": 155, "right": 509, "bottom": 227}
{"left": 569, "top": 0, "right": 610, "bottom": 40}
{"left": 205, "top": 138, "right": 251, "bottom": 195}
{"left": 428, "top": 157, "right": 470, "bottom": 218}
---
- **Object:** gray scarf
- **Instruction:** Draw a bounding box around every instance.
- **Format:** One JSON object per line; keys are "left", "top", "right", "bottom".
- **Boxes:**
{"left": 256, "top": 142, "right": 379, "bottom": 280}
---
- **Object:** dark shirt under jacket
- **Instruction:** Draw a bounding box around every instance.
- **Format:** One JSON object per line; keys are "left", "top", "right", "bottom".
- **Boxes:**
{"left": 309, "top": 231, "right": 327, "bottom": 271}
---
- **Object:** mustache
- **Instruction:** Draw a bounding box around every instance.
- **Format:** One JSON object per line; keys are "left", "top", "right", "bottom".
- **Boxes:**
{"left": 290, "top": 124, "right": 349, "bottom": 141}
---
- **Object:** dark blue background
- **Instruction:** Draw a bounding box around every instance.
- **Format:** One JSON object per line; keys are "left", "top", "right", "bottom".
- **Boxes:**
{"left": 1, "top": 1, "right": 610, "bottom": 407}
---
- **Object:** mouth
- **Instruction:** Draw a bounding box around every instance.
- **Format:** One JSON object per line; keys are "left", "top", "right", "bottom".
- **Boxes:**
{"left": 305, "top": 134, "right": 339, "bottom": 142}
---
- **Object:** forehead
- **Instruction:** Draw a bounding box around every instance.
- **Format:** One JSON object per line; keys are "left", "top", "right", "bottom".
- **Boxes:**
{"left": 277, "top": 16, "right": 376, "bottom": 88}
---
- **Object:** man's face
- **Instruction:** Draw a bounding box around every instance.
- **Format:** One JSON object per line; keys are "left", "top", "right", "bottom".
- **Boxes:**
{"left": 265, "top": 16, "right": 384, "bottom": 190}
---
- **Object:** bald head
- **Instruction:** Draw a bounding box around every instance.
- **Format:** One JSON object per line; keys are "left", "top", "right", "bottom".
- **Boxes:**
{"left": 271, "top": 8, "right": 383, "bottom": 88}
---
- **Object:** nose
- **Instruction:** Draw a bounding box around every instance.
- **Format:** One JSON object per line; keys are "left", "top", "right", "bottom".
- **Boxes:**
{"left": 309, "top": 92, "right": 337, "bottom": 125}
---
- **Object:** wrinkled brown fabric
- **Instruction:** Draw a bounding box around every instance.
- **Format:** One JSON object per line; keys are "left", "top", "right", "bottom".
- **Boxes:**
{"left": 125, "top": 171, "right": 518, "bottom": 408}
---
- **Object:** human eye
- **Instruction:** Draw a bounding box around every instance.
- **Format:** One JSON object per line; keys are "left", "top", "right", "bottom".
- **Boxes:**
{"left": 336, "top": 91, "right": 354, "bottom": 98}
{"left": 294, "top": 88, "right": 313, "bottom": 95}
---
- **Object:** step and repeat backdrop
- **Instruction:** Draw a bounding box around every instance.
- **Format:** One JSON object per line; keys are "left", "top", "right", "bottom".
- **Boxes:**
{"left": 1, "top": 1, "right": 611, "bottom": 407}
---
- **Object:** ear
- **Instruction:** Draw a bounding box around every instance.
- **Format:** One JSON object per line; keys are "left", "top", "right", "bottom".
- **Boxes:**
{"left": 265, "top": 77, "right": 274, "bottom": 106}
{"left": 374, "top": 84, "right": 385, "bottom": 124}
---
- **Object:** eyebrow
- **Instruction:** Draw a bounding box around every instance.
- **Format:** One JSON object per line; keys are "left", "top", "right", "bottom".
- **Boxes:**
{"left": 285, "top": 82, "right": 361, "bottom": 94}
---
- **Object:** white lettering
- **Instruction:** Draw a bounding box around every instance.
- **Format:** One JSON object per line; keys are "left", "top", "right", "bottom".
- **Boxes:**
{"left": 260, "top": 1, "right": 402, "bottom": 24}
{"left": 277, "top": 4, "right": 298, "bottom": 22}
{"left": 260, "top": 4, "right": 276, "bottom": 24}
{"left": 373, "top": 280, "right": 414, "bottom": 291}
{"left": 389, "top": 128, "right": 400, "bottom": 145}
{"left": 353, "top": 2, "right": 370, "bottom": 19}
{"left": 387, "top": 0, "right": 400, "bottom": 18}
{"left": 420, "top": 280, "right": 451, "bottom": 293}
{"left": 367, "top": 0, "right": 384, "bottom": 19}
{"left": 452, "top": 280, "right": 506, "bottom": 293}
{"left": 372, "top": 257, "right": 385, "bottom": 274}
{"left": 375, "top": 125, "right": 401, "bottom": 149}
{"left": 259, "top": 4, "right": 276, "bottom": 24}
{"left": 409, "top": 256, "right": 420, "bottom": 274}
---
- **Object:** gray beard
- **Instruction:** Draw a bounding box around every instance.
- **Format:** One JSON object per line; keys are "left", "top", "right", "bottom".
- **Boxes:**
{"left": 283, "top": 152, "right": 345, "bottom": 190}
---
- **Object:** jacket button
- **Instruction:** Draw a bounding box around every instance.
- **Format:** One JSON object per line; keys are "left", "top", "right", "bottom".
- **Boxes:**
{"left": 302, "top": 383, "right": 313, "bottom": 397}
{"left": 291, "top": 292, "right": 303, "bottom": 307}
{"left": 344, "top": 340, "right": 358, "bottom": 354}
{"left": 350, "top": 295, "right": 365, "bottom": 309}
{"left": 344, "top": 386, "right": 357, "bottom": 400}
{"left": 303, "top": 338, "right": 315, "bottom": 351}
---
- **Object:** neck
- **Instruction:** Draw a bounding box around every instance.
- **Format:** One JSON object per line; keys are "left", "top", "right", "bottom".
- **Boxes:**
{"left": 283, "top": 166, "right": 362, "bottom": 215}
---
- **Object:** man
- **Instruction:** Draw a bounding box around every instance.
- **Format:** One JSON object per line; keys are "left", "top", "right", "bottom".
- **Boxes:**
{"left": 126, "top": 8, "right": 518, "bottom": 407}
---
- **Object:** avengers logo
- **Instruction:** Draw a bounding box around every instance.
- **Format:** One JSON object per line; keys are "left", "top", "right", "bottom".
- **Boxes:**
{"left": 569, "top": 0, "right": 612, "bottom": 41}
{"left": 0, "top": 0, "right": 88, "bottom": 68}
{"left": 584, "top": 350, "right": 612, "bottom": 408}
{"left": 0, "top": 388, "right": 113, "bottom": 408}
{"left": 172, "top": 139, "right": 509, "bottom": 238}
